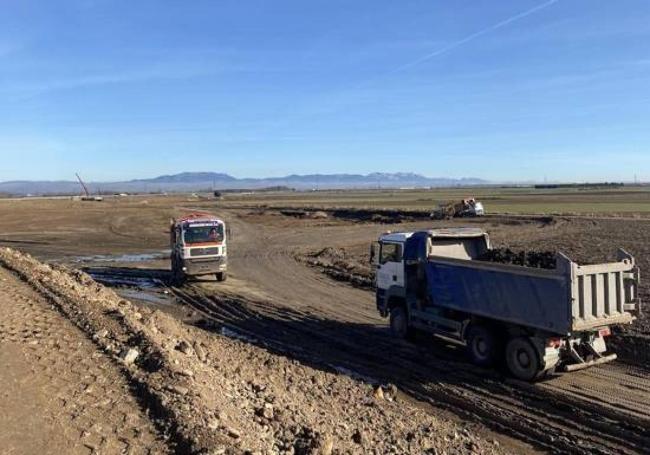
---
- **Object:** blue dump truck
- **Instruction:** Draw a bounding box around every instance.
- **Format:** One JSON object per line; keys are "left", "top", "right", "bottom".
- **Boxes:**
{"left": 373, "top": 228, "right": 640, "bottom": 380}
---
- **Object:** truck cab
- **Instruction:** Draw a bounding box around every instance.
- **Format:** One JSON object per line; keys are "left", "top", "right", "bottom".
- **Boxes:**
{"left": 374, "top": 228, "right": 489, "bottom": 318}
{"left": 170, "top": 213, "right": 229, "bottom": 284}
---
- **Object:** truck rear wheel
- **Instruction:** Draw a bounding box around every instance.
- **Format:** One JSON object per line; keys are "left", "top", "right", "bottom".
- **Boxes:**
{"left": 505, "top": 337, "right": 544, "bottom": 381}
{"left": 389, "top": 306, "right": 415, "bottom": 341}
{"left": 216, "top": 272, "right": 227, "bottom": 282}
{"left": 467, "top": 325, "right": 498, "bottom": 367}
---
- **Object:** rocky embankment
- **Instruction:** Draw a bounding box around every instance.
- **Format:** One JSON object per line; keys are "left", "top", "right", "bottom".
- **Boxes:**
{"left": 0, "top": 248, "right": 502, "bottom": 454}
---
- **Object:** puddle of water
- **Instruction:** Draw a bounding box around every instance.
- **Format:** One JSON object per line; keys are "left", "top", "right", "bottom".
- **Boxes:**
{"left": 220, "top": 326, "right": 257, "bottom": 343}
{"left": 87, "top": 272, "right": 160, "bottom": 289}
{"left": 85, "top": 268, "right": 174, "bottom": 307}
{"left": 73, "top": 251, "right": 170, "bottom": 264}
{"left": 118, "top": 288, "right": 173, "bottom": 306}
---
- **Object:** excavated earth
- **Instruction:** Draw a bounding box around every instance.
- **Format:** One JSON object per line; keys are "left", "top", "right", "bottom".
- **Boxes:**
{"left": 1, "top": 197, "right": 649, "bottom": 454}
{"left": 0, "top": 248, "right": 499, "bottom": 454}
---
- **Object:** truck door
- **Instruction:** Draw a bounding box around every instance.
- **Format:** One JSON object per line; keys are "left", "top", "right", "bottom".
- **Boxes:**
{"left": 377, "top": 242, "right": 404, "bottom": 289}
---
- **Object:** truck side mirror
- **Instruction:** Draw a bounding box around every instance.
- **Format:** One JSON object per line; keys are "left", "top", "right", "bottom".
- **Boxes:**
{"left": 226, "top": 227, "right": 232, "bottom": 239}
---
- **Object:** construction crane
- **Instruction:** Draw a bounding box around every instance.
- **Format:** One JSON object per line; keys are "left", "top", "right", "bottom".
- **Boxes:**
{"left": 76, "top": 173, "right": 103, "bottom": 201}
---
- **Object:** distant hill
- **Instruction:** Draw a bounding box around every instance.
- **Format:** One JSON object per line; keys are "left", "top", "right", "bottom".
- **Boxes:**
{"left": 0, "top": 172, "right": 489, "bottom": 196}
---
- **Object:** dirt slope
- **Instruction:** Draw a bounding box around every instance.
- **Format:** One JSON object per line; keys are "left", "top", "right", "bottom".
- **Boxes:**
{"left": 0, "top": 266, "right": 170, "bottom": 455}
{"left": 0, "top": 247, "right": 500, "bottom": 455}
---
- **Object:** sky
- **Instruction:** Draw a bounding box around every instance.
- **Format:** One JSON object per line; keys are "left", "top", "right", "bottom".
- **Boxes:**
{"left": 0, "top": 0, "right": 649, "bottom": 182}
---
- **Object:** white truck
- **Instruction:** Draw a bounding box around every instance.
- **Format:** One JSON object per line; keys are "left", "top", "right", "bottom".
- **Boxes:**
{"left": 170, "top": 213, "right": 229, "bottom": 284}
{"left": 372, "top": 228, "right": 640, "bottom": 380}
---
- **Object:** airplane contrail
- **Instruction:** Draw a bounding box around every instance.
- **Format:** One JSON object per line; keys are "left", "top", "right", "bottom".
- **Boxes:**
{"left": 388, "top": 0, "right": 560, "bottom": 74}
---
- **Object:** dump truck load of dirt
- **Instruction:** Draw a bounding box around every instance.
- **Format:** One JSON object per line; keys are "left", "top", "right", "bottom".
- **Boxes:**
{"left": 0, "top": 247, "right": 501, "bottom": 454}
{"left": 477, "top": 248, "right": 557, "bottom": 269}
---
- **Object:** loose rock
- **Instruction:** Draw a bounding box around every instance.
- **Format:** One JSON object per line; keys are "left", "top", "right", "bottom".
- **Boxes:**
{"left": 176, "top": 340, "right": 194, "bottom": 356}
{"left": 120, "top": 348, "right": 139, "bottom": 365}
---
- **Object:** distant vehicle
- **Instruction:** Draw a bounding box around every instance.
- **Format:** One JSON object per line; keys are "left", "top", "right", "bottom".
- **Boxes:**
{"left": 372, "top": 228, "right": 640, "bottom": 380}
{"left": 213, "top": 191, "right": 222, "bottom": 199}
{"left": 170, "top": 213, "right": 229, "bottom": 284}
{"left": 431, "top": 198, "right": 484, "bottom": 219}
{"left": 75, "top": 173, "right": 103, "bottom": 201}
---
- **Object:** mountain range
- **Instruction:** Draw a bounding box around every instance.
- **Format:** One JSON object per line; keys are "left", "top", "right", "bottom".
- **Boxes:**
{"left": 0, "top": 172, "right": 488, "bottom": 196}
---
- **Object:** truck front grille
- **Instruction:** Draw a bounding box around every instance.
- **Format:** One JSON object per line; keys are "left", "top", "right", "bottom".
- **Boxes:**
{"left": 190, "top": 247, "right": 220, "bottom": 257}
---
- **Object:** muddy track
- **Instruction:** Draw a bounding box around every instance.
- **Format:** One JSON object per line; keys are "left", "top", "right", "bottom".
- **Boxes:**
{"left": 154, "top": 209, "right": 650, "bottom": 455}
{"left": 170, "top": 284, "right": 649, "bottom": 455}
{"left": 77, "top": 206, "right": 650, "bottom": 453}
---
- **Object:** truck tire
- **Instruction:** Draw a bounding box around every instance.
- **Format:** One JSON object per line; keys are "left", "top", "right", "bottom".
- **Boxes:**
{"left": 389, "top": 306, "right": 415, "bottom": 341}
{"left": 467, "top": 325, "right": 498, "bottom": 367}
{"left": 216, "top": 272, "right": 227, "bottom": 282}
{"left": 505, "top": 337, "right": 544, "bottom": 381}
{"left": 171, "top": 255, "right": 186, "bottom": 286}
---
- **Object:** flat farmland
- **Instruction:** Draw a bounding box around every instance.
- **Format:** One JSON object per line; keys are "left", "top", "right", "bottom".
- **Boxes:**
{"left": 221, "top": 186, "right": 650, "bottom": 216}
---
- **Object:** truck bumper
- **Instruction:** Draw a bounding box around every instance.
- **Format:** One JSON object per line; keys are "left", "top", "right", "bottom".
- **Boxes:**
{"left": 557, "top": 330, "right": 614, "bottom": 372}
{"left": 563, "top": 353, "right": 617, "bottom": 372}
{"left": 182, "top": 257, "right": 227, "bottom": 277}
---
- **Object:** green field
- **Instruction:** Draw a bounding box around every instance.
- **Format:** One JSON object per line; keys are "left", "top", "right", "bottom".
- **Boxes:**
{"left": 222, "top": 186, "right": 650, "bottom": 216}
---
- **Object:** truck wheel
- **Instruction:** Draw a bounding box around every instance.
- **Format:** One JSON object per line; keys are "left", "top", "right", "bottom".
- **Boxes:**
{"left": 171, "top": 256, "right": 186, "bottom": 286}
{"left": 172, "top": 270, "right": 186, "bottom": 286}
{"left": 467, "top": 325, "right": 498, "bottom": 367}
{"left": 390, "top": 307, "right": 415, "bottom": 341}
{"left": 505, "top": 337, "right": 544, "bottom": 381}
{"left": 216, "top": 272, "right": 227, "bottom": 282}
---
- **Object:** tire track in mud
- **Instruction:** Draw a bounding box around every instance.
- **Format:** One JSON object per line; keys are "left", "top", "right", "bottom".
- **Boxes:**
{"left": 225, "top": 210, "right": 650, "bottom": 454}
{"left": 152, "top": 209, "right": 650, "bottom": 454}
{"left": 170, "top": 284, "right": 649, "bottom": 455}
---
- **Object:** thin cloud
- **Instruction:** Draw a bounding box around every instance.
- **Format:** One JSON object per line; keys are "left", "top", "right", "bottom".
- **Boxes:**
{"left": 388, "top": 0, "right": 561, "bottom": 74}
{"left": 1, "top": 61, "right": 246, "bottom": 100}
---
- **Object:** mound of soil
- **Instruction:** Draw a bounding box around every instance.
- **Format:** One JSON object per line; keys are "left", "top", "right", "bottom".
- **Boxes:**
{"left": 278, "top": 207, "right": 430, "bottom": 224}
{"left": 302, "top": 247, "right": 375, "bottom": 289}
{"left": 280, "top": 210, "right": 329, "bottom": 220}
{"left": 477, "top": 248, "right": 557, "bottom": 269}
{"left": 330, "top": 208, "right": 429, "bottom": 224}
{"left": 0, "top": 247, "right": 498, "bottom": 454}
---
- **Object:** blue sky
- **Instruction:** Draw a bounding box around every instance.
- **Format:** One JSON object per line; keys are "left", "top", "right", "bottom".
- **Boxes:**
{"left": 1, "top": 0, "right": 649, "bottom": 182}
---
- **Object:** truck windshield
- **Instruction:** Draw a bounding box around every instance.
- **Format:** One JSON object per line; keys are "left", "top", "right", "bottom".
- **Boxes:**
{"left": 380, "top": 243, "right": 402, "bottom": 263}
{"left": 183, "top": 225, "right": 224, "bottom": 244}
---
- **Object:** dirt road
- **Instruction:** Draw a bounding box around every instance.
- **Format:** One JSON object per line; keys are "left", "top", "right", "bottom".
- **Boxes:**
{"left": 166, "top": 209, "right": 650, "bottom": 455}
{"left": 1, "top": 197, "right": 649, "bottom": 454}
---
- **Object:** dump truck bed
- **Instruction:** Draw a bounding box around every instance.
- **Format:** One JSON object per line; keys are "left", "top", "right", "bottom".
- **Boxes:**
{"left": 424, "top": 252, "right": 639, "bottom": 335}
